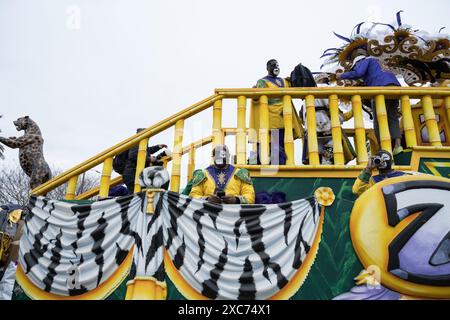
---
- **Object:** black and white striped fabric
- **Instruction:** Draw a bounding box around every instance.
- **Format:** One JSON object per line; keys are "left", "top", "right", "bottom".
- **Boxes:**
{"left": 19, "top": 191, "right": 320, "bottom": 299}
{"left": 159, "top": 192, "right": 320, "bottom": 300}
{"left": 20, "top": 194, "right": 145, "bottom": 296}
{"left": 129, "top": 192, "right": 165, "bottom": 283}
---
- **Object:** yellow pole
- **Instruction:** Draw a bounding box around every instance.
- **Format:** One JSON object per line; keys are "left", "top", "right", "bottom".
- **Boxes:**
{"left": 170, "top": 120, "right": 184, "bottom": 192}
{"left": 400, "top": 95, "right": 417, "bottom": 148}
{"left": 212, "top": 99, "right": 223, "bottom": 147}
{"left": 305, "top": 95, "right": 320, "bottom": 165}
{"left": 259, "top": 95, "right": 270, "bottom": 165}
{"left": 99, "top": 157, "right": 113, "bottom": 198}
{"left": 352, "top": 95, "right": 369, "bottom": 165}
{"left": 329, "top": 95, "right": 344, "bottom": 165}
{"left": 283, "top": 95, "right": 295, "bottom": 165}
{"left": 65, "top": 176, "right": 78, "bottom": 200}
{"left": 375, "top": 95, "right": 393, "bottom": 154}
{"left": 422, "top": 95, "right": 442, "bottom": 147}
{"left": 187, "top": 143, "right": 195, "bottom": 182}
{"left": 446, "top": 96, "right": 450, "bottom": 134}
{"left": 236, "top": 96, "right": 247, "bottom": 165}
{"left": 134, "top": 138, "right": 149, "bottom": 193}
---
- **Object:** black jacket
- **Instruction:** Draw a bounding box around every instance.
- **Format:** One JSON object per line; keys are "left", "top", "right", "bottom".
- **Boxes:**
{"left": 122, "top": 145, "right": 163, "bottom": 182}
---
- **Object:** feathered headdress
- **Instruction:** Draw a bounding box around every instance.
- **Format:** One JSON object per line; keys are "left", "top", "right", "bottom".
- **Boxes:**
{"left": 321, "top": 11, "right": 450, "bottom": 86}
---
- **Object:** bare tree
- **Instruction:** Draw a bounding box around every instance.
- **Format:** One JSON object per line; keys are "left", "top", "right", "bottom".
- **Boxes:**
{"left": 0, "top": 115, "right": 4, "bottom": 160}
{"left": 0, "top": 165, "right": 99, "bottom": 206}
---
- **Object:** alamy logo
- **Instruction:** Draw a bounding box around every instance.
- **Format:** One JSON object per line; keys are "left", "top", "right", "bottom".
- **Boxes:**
{"left": 66, "top": 5, "right": 81, "bottom": 30}
{"left": 67, "top": 265, "right": 81, "bottom": 290}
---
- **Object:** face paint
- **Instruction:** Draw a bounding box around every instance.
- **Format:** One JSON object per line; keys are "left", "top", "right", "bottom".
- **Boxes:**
{"left": 213, "top": 146, "right": 230, "bottom": 167}
{"left": 267, "top": 60, "right": 280, "bottom": 77}
{"left": 375, "top": 151, "right": 393, "bottom": 170}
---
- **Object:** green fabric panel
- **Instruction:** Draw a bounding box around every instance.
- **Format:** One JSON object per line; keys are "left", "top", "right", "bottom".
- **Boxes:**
{"left": 393, "top": 149, "right": 412, "bottom": 166}
{"left": 105, "top": 275, "right": 130, "bottom": 300}
{"left": 166, "top": 274, "right": 187, "bottom": 300}
{"left": 418, "top": 158, "right": 450, "bottom": 177}
{"left": 11, "top": 275, "right": 130, "bottom": 300}
{"left": 253, "top": 177, "right": 363, "bottom": 300}
{"left": 61, "top": 199, "right": 95, "bottom": 205}
{"left": 11, "top": 281, "right": 31, "bottom": 300}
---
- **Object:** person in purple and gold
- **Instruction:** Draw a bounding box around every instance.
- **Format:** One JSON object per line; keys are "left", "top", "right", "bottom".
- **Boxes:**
{"left": 336, "top": 49, "right": 403, "bottom": 156}
{"left": 249, "top": 59, "right": 303, "bottom": 165}
{"left": 189, "top": 145, "right": 255, "bottom": 204}
{"left": 352, "top": 149, "right": 407, "bottom": 196}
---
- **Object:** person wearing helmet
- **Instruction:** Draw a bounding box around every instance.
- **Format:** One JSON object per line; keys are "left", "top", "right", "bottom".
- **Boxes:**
{"left": 352, "top": 149, "right": 407, "bottom": 196}
{"left": 249, "top": 59, "right": 303, "bottom": 165}
{"left": 189, "top": 145, "right": 255, "bottom": 204}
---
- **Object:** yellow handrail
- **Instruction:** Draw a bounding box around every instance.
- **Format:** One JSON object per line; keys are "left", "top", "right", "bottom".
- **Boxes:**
{"left": 329, "top": 94, "right": 344, "bottom": 165}
{"left": 134, "top": 138, "right": 149, "bottom": 193}
{"left": 65, "top": 176, "right": 78, "bottom": 200}
{"left": 236, "top": 96, "right": 247, "bottom": 165}
{"left": 445, "top": 97, "right": 450, "bottom": 133}
{"left": 170, "top": 120, "right": 184, "bottom": 192}
{"left": 212, "top": 99, "right": 223, "bottom": 147}
{"left": 216, "top": 87, "right": 450, "bottom": 98}
{"left": 76, "top": 176, "right": 123, "bottom": 200}
{"left": 32, "top": 86, "right": 450, "bottom": 199}
{"left": 32, "top": 94, "right": 222, "bottom": 195}
{"left": 401, "top": 95, "right": 417, "bottom": 148}
{"left": 187, "top": 143, "right": 196, "bottom": 182}
{"left": 375, "top": 95, "right": 393, "bottom": 154}
{"left": 305, "top": 95, "right": 320, "bottom": 165}
{"left": 351, "top": 95, "right": 368, "bottom": 165}
{"left": 259, "top": 95, "right": 270, "bottom": 165}
{"left": 99, "top": 157, "right": 113, "bottom": 198}
{"left": 282, "top": 95, "right": 295, "bottom": 165}
{"left": 422, "top": 95, "right": 442, "bottom": 147}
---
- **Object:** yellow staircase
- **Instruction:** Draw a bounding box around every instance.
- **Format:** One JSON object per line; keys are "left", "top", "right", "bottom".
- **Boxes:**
{"left": 31, "top": 86, "right": 450, "bottom": 200}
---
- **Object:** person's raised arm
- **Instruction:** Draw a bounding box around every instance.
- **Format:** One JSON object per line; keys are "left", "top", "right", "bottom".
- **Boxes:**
{"left": 339, "top": 58, "right": 370, "bottom": 80}
{"left": 148, "top": 144, "right": 167, "bottom": 154}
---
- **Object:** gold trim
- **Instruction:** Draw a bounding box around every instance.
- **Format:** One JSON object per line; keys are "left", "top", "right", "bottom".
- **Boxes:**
{"left": 164, "top": 207, "right": 325, "bottom": 300}
{"left": 423, "top": 162, "right": 450, "bottom": 177}
{"left": 410, "top": 148, "right": 450, "bottom": 171}
{"left": 16, "top": 246, "right": 134, "bottom": 300}
{"left": 125, "top": 276, "right": 167, "bottom": 300}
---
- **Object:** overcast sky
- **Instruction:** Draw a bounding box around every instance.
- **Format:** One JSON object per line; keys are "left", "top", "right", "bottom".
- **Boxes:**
{"left": 0, "top": 0, "right": 448, "bottom": 183}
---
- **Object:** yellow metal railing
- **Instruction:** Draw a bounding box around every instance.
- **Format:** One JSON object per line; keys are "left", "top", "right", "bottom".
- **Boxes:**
{"left": 31, "top": 87, "right": 450, "bottom": 200}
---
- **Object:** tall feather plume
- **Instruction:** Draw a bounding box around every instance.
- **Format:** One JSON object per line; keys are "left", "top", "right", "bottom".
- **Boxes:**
{"left": 333, "top": 32, "right": 352, "bottom": 43}
{"left": 396, "top": 10, "right": 404, "bottom": 27}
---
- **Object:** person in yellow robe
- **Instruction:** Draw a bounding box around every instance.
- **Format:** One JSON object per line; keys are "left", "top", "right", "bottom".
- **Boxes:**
{"left": 189, "top": 145, "right": 255, "bottom": 204}
{"left": 249, "top": 59, "right": 303, "bottom": 165}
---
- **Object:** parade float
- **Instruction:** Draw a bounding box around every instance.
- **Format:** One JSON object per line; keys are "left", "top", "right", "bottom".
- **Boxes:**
{"left": 1, "top": 12, "right": 450, "bottom": 300}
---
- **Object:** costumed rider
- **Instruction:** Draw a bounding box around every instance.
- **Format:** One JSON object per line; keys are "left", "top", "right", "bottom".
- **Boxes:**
{"left": 0, "top": 205, "right": 24, "bottom": 300}
{"left": 249, "top": 59, "right": 303, "bottom": 165}
{"left": 189, "top": 145, "right": 255, "bottom": 204}
{"left": 301, "top": 74, "right": 356, "bottom": 165}
{"left": 114, "top": 128, "right": 168, "bottom": 195}
{"left": 352, "top": 149, "right": 407, "bottom": 196}
{"left": 336, "top": 49, "right": 403, "bottom": 156}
